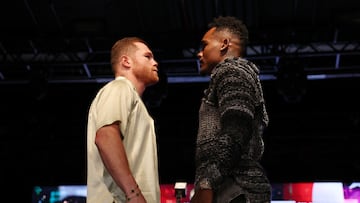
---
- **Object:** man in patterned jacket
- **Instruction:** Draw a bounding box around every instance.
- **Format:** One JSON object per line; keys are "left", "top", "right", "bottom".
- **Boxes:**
{"left": 191, "top": 16, "right": 271, "bottom": 203}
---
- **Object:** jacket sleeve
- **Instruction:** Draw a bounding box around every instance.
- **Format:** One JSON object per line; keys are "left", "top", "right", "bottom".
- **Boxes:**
{"left": 203, "top": 62, "right": 258, "bottom": 189}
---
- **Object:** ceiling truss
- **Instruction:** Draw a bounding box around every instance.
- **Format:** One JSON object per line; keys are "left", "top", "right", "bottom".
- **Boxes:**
{"left": 0, "top": 38, "right": 359, "bottom": 84}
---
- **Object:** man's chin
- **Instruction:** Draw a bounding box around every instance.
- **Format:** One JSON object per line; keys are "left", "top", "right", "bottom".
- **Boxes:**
{"left": 199, "top": 68, "right": 210, "bottom": 76}
{"left": 199, "top": 71, "right": 208, "bottom": 76}
{"left": 147, "top": 77, "right": 160, "bottom": 86}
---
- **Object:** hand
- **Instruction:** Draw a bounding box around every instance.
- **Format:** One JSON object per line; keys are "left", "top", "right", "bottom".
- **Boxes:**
{"left": 190, "top": 189, "right": 213, "bottom": 203}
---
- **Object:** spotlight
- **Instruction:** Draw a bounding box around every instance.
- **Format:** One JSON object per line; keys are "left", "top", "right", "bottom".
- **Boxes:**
{"left": 174, "top": 182, "right": 187, "bottom": 203}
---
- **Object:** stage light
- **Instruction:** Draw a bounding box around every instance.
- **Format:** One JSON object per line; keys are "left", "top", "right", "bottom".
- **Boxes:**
{"left": 174, "top": 182, "right": 187, "bottom": 203}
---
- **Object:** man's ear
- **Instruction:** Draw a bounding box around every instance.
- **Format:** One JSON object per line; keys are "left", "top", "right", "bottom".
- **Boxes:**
{"left": 220, "top": 38, "right": 230, "bottom": 52}
{"left": 120, "top": 55, "right": 131, "bottom": 68}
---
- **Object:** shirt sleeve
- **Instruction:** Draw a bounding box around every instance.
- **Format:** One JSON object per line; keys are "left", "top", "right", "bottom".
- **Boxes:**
{"left": 94, "top": 80, "right": 135, "bottom": 136}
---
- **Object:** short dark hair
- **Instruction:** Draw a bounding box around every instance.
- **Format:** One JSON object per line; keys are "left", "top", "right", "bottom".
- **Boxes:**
{"left": 208, "top": 16, "right": 249, "bottom": 45}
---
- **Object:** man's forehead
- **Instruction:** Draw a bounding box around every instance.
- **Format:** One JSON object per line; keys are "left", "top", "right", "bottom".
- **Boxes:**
{"left": 202, "top": 28, "right": 215, "bottom": 39}
{"left": 134, "top": 41, "right": 146, "bottom": 48}
{"left": 134, "top": 42, "right": 151, "bottom": 52}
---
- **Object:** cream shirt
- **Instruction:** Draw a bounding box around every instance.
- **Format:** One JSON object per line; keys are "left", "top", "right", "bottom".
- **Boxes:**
{"left": 87, "top": 77, "right": 160, "bottom": 203}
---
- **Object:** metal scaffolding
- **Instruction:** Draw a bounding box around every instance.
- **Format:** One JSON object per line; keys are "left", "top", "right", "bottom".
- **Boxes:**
{"left": 1, "top": 38, "right": 359, "bottom": 84}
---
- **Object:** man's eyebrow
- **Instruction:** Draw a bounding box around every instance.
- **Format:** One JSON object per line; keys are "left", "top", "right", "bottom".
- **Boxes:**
{"left": 145, "top": 51, "right": 154, "bottom": 57}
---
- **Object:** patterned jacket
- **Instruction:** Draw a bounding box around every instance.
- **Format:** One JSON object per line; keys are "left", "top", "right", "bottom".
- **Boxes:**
{"left": 194, "top": 57, "right": 271, "bottom": 202}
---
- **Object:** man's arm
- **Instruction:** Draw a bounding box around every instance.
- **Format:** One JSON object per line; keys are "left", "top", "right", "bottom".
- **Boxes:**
{"left": 95, "top": 122, "right": 146, "bottom": 202}
{"left": 190, "top": 188, "right": 213, "bottom": 203}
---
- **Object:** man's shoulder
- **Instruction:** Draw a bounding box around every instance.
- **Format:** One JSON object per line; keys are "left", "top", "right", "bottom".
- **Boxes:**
{"left": 214, "top": 57, "right": 258, "bottom": 76}
{"left": 95, "top": 78, "right": 136, "bottom": 99}
{"left": 105, "top": 78, "right": 133, "bottom": 90}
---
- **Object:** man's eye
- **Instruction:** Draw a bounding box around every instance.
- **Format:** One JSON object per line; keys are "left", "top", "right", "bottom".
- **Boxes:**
{"left": 198, "top": 44, "right": 205, "bottom": 51}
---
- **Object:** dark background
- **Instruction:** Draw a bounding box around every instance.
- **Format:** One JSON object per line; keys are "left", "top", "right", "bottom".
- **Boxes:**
{"left": 1, "top": 0, "right": 360, "bottom": 202}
